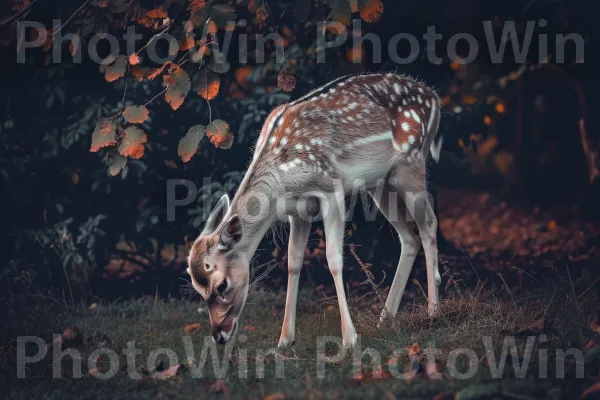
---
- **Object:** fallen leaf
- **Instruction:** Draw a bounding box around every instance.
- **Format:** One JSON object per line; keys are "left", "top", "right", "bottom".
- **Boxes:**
{"left": 264, "top": 393, "right": 286, "bottom": 400}
{"left": 209, "top": 379, "right": 228, "bottom": 393}
{"left": 151, "top": 364, "right": 182, "bottom": 381}
{"left": 184, "top": 323, "right": 201, "bottom": 334}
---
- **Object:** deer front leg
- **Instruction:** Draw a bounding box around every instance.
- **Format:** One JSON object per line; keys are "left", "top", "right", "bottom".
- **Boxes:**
{"left": 322, "top": 194, "right": 357, "bottom": 348}
{"left": 278, "top": 216, "right": 311, "bottom": 348}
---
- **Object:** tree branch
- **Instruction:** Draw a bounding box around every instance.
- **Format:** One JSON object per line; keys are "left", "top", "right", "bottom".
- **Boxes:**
{"left": 1, "top": 0, "right": 38, "bottom": 27}
{"left": 53, "top": 0, "right": 93, "bottom": 35}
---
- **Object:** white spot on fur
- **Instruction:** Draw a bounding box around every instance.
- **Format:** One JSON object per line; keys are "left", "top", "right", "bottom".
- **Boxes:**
{"left": 402, "top": 142, "right": 409, "bottom": 151}
{"left": 410, "top": 110, "right": 421, "bottom": 123}
{"left": 408, "top": 135, "right": 415, "bottom": 144}
{"left": 401, "top": 122, "right": 410, "bottom": 131}
{"left": 281, "top": 137, "right": 288, "bottom": 145}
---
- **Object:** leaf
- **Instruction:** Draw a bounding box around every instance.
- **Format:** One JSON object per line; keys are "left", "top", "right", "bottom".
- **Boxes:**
{"left": 358, "top": 0, "right": 383, "bottom": 23}
{"left": 151, "top": 365, "right": 182, "bottom": 380}
{"left": 118, "top": 126, "right": 147, "bottom": 159}
{"left": 206, "top": 119, "right": 233, "bottom": 149}
{"left": 184, "top": 323, "right": 202, "bottom": 334}
{"left": 350, "top": 0, "right": 358, "bottom": 13}
{"left": 108, "top": 153, "right": 127, "bottom": 176}
{"left": 163, "top": 67, "right": 191, "bottom": 110}
{"left": 406, "top": 342, "right": 421, "bottom": 356}
{"left": 178, "top": 125, "right": 206, "bottom": 162}
{"left": 277, "top": 68, "right": 296, "bottom": 92}
{"left": 591, "top": 314, "right": 600, "bottom": 335}
{"left": 90, "top": 119, "right": 117, "bottom": 152}
{"left": 264, "top": 393, "right": 286, "bottom": 400}
{"left": 209, "top": 379, "right": 228, "bottom": 393}
{"left": 329, "top": 0, "right": 351, "bottom": 27}
{"left": 195, "top": 70, "right": 220, "bottom": 100}
{"left": 583, "top": 382, "right": 600, "bottom": 399}
{"left": 293, "top": 0, "right": 311, "bottom": 22}
{"left": 146, "top": 7, "right": 168, "bottom": 19}
{"left": 209, "top": 49, "right": 230, "bottom": 73}
{"left": 122, "top": 105, "right": 149, "bottom": 124}
{"left": 128, "top": 53, "right": 141, "bottom": 65}
{"left": 103, "top": 55, "right": 128, "bottom": 83}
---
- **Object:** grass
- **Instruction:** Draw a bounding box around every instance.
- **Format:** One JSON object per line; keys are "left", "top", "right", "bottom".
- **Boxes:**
{"left": 1, "top": 279, "right": 599, "bottom": 399}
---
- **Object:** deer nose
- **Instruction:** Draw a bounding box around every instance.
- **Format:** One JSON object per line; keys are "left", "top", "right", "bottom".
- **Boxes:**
{"left": 211, "top": 318, "right": 237, "bottom": 344}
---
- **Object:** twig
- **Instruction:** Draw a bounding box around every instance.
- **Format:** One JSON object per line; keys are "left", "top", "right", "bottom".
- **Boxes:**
{"left": 566, "top": 265, "right": 576, "bottom": 300}
{"left": 577, "top": 276, "right": 599, "bottom": 300}
{"left": 110, "top": 77, "right": 129, "bottom": 119}
{"left": 498, "top": 273, "right": 516, "bottom": 307}
{"left": 1, "top": 0, "right": 38, "bottom": 27}
{"left": 54, "top": 0, "right": 94, "bottom": 35}
{"left": 144, "top": 88, "right": 168, "bottom": 107}
{"left": 456, "top": 241, "right": 481, "bottom": 282}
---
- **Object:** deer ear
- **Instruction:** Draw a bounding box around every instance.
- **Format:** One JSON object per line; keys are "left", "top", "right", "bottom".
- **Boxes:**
{"left": 219, "top": 215, "right": 243, "bottom": 250}
{"left": 201, "top": 194, "right": 230, "bottom": 235}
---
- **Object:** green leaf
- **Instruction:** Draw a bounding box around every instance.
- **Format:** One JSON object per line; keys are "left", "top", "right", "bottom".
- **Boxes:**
{"left": 108, "top": 153, "right": 127, "bottom": 176}
{"left": 209, "top": 49, "right": 230, "bottom": 73}
{"left": 178, "top": 125, "right": 206, "bottom": 162}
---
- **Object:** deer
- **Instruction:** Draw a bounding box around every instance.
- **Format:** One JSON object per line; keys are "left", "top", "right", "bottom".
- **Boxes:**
{"left": 187, "top": 73, "right": 443, "bottom": 348}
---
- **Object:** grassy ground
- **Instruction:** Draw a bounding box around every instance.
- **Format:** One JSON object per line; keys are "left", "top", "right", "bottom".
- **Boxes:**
{"left": 2, "top": 279, "right": 600, "bottom": 399}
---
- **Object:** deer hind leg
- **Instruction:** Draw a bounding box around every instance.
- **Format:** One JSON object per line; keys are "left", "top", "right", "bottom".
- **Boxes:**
{"left": 368, "top": 184, "right": 421, "bottom": 325}
{"left": 278, "top": 216, "right": 311, "bottom": 348}
{"left": 391, "top": 164, "right": 441, "bottom": 317}
{"left": 322, "top": 193, "right": 357, "bottom": 347}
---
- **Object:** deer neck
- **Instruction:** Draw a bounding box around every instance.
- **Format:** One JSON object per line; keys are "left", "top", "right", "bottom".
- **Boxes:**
{"left": 227, "top": 166, "right": 282, "bottom": 257}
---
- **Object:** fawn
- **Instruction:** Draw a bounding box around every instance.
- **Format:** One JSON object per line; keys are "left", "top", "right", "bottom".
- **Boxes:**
{"left": 187, "top": 73, "right": 443, "bottom": 348}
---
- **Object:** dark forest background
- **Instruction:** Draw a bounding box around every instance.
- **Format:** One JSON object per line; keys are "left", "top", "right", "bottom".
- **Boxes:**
{"left": 1, "top": 0, "right": 598, "bottom": 317}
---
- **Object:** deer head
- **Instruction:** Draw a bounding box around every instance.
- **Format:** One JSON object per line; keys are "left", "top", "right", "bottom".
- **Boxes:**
{"left": 187, "top": 194, "right": 249, "bottom": 344}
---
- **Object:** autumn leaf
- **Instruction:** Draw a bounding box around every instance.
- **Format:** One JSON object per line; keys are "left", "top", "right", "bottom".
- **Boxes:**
{"left": 46, "top": 326, "right": 85, "bottom": 351}
{"left": 130, "top": 66, "right": 150, "bottom": 81}
{"left": 178, "top": 125, "right": 206, "bottom": 162}
{"left": 209, "top": 379, "right": 228, "bottom": 393}
{"left": 264, "top": 393, "right": 286, "bottom": 400}
{"left": 349, "top": 0, "right": 358, "bottom": 13}
{"left": 151, "top": 364, "right": 182, "bottom": 380}
{"left": 102, "top": 55, "right": 128, "bottom": 83}
{"left": 128, "top": 53, "right": 141, "bottom": 65}
{"left": 108, "top": 153, "right": 127, "bottom": 176}
{"left": 358, "top": 0, "right": 384, "bottom": 23}
{"left": 146, "top": 7, "right": 167, "bottom": 19}
{"left": 122, "top": 105, "right": 149, "bottom": 124}
{"left": 118, "top": 126, "right": 147, "bottom": 159}
{"left": 329, "top": 0, "right": 351, "bottom": 30}
{"left": 188, "top": 0, "right": 207, "bottom": 14}
{"left": 406, "top": 342, "right": 421, "bottom": 356}
{"left": 163, "top": 67, "right": 191, "bottom": 110}
{"left": 583, "top": 381, "right": 600, "bottom": 399}
{"left": 209, "top": 49, "right": 230, "bottom": 73}
{"left": 277, "top": 68, "right": 296, "bottom": 92}
{"left": 591, "top": 314, "right": 600, "bottom": 335}
{"left": 206, "top": 119, "right": 233, "bottom": 149}
{"left": 184, "top": 323, "right": 202, "bottom": 334}
{"left": 90, "top": 119, "right": 117, "bottom": 152}
{"left": 195, "top": 70, "right": 220, "bottom": 100}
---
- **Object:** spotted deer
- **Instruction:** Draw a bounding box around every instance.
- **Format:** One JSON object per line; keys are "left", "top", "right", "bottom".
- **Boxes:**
{"left": 187, "top": 73, "right": 443, "bottom": 348}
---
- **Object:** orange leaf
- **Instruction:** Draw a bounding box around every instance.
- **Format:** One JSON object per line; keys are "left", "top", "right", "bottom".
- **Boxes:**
{"left": 406, "top": 342, "right": 421, "bottom": 356}
{"left": 591, "top": 314, "right": 600, "bottom": 335}
{"left": 128, "top": 53, "right": 141, "bottom": 65}
{"left": 195, "top": 70, "right": 220, "bottom": 100}
{"left": 462, "top": 95, "right": 477, "bottom": 105}
{"left": 206, "top": 119, "right": 233, "bottom": 149}
{"left": 163, "top": 67, "right": 191, "bottom": 110}
{"left": 264, "top": 393, "right": 286, "bottom": 400}
{"left": 495, "top": 102, "right": 505, "bottom": 114}
{"left": 103, "top": 55, "right": 128, "bottom": 83}
{"left": 180, "top": 36, "right": 195, "bottom": 51}
{"left": 358, "top": 0, "right": 384, "bottom": 23}
{"left": 90, "top": 119, "right": 117, "bottom": 152}
{"left": 122, "top": 105, "right": 149, "bottom": 124}
{"left": 146, "top": 7, "right": 167, "bottom": 19}
{"left": 118, "top": 126, "right": 147, "bottom": 159}
{"left": 483, "top": 115, "right": 492, "bottom": 126}
{"left": 184, "top": 323, "right": 201, "bottom": 333}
